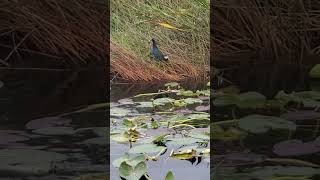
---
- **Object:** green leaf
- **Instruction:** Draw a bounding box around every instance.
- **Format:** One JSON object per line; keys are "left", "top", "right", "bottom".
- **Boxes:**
{"left": 129, "top": 144, "right": 166, "bottom": 154}
{"left": 119, "top": 161, "right": 133, "bottom": 178}
{"left": 133, "top": 162, "right": 147, "bottom": 179}
{"left": 165, "top": 171, "right": 174, "bottom": 180}
{"left": 153, "top": 98, "right": 175, "bottom": 107}
{"left": 112, "top": 153, "right": 129, "bottom": 168}
{"left": 309, "top": 64, "right": 320, "bottom": 78}
{"left": 238, "top": 114, "right": 296, "bottom": 134}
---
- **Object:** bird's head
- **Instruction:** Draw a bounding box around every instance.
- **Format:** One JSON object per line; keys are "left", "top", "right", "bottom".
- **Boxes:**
{"left": 151, "top": 38, "right": 156, "bottom": 44}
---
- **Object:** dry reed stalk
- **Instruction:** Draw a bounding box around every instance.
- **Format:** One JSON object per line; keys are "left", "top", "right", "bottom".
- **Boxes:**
{"left": 212, "top": 0, "right": 320, "bottom": 63}
{"left": 111, "top": 42, "right": 208, "bottom": 82}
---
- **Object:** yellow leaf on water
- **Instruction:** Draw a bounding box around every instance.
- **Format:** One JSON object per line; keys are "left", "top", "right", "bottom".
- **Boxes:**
{"left": 158, "top": 22, "right": 179, "bottom": 30}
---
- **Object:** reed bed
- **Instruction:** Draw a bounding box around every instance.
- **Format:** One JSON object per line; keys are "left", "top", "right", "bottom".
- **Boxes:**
{"left": 212, "top": 0, "right": 320, "bottom": 63}
{"left": 0, "top": 0, "right": 107, "bottom": 65}
{"left": 111, "top": 42, "right": 207, "bottom": 82}
{"left": 111, "top": 0, "right": 209, "bottom": 81}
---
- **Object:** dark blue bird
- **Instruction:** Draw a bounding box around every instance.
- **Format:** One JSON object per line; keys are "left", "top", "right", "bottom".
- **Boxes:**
{"left": 151, "top": 38, "right": 168, "bottom": 62}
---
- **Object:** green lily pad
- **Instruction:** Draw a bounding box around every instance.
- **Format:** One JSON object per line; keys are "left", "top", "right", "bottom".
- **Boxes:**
{"left": 129, "top": 144, "right": 166, "bottom": 154}
{"left": 166, "top": 137, "right": 200, "bottom": 146}
{"left": 153, "top": 98, "right": 175, "bottom": 107}
{"left": 183, "top": 98, "right": 203, "bottom": 105}
{"left": 164, "top": 82, "right": 179, "bottom": 88}
{"left": 309, "top": 64, "right": 320, "bottom": 78}
{"left": 32, "top": 127, "right": 76, "bottom": 136}
{"left": 110, "top": 107, "right": 131, "bottom": 117}
{"left": 238, "top": 114, "right": 296, "bottom": 134}
{"left": 0, "top": 149, "right": 67, "bottom": 176}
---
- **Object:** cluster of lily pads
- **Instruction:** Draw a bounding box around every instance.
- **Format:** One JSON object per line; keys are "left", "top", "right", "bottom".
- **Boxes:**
{"left": 212, "top": 65, "right": 320, "bottom": 179}
{"left": 110, "top": 82, "right": 210, "bottom": 180}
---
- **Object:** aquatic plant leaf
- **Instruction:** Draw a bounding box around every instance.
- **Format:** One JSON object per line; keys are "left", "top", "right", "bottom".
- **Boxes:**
{"left": 112, "top": 153, "right": 129, "bottom": 168}
{"left": 280, "top": 110, "right": 320, "bottom": 121}
{"left": 195, "top": 105, "right": 209, "bottom": 112}
{"left": 118, "top": 98, "right": 135, "bottom": 105}
{"left": 170, "top": 149, "right": 196, "bottom": 160}
{"left": 32, "top": 127, "right": 76, "bottom": 136}
{"left": 129, "top": 144, "right": 166, "bottom": 154}
{"left": 295, "top": 91, "right": 320, "bottom": 101}
{"left": 110, "top": 107, "right": 131, "bottom": 117}
{"left": 153, "top": 98, "right": 175, "bottom": 106}
{"left": 212, "top": 127, "right": 246, "bottom": 141}
{"left": 150, "top": 120, "right": 159, "bottom": 129}
{"left": 213, "top": 95, "right": 238, "bottom": 107}
{"left": 119, "top": 161, "right": 133, "bottom": 179}
{"left": 166, "top": 137, "right": 200, "bottom": 146}
{"left": 128, "top": 155, "right": 146, "bottom": 167}
{"left": 189, "top": 132, "right": 210, "bottom": 141}
{"left": 136, "top": 102, "right": 154, "bottom": 113}
{"left": 177, "top": 90, "right": 197, "bottom": 97}
{"left": 133, "top": 162, "right": 147, "bottom": 179}
{"left": 81, "top": 137, "right": 109, "bottom": 145}
{"left": 238, "top": 115, "right": 296, "bottom": 134}
{"left": 173, "top": 100, "right": 187, "bottom": 107}
{"left": 213, "top": 152, "right": 265, "bottom": 166}
{"left": 123, "top": 119, "right": 135, "bottom": 128}
{"left": 196, "top": 90, "right": 210, "bottom": 96}
{"left": 0, "top": 149, "right": 67, "bottom": 176}
{"left": 237, "top": 92, "right": 266, "bottom": 108}
{"left": 273, "top": 137, "right": 320, "bottom": 156}
{"left": 240, "top": 166, "right": 320, "bottom": 179}
{"left": 25, "top": 117, "right": 72, "bottom": 130}
{"left": 164, "top": 82, "right": 179, "bottom": 88}
{"left": 183, "top": 98, "right": 203, "bottom": 105}
{"left": 309, "top": 64, "right": 320, "bottom": 78}
{"left": 266, "top": 158, "right": 320, "bottom": 168}
{"left": 110, "top": 134, "right": 129, "bottom": 144}
{"left": 165, "top": 171, "right": 174, "bottom": 180}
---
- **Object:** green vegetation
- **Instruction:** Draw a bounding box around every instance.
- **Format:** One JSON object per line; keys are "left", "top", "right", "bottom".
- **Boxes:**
{"left": 111, "top": 0, "right": 209, "bottom": 81}
{"left": 110, "top": 82, "right": 210, "bottom": 179}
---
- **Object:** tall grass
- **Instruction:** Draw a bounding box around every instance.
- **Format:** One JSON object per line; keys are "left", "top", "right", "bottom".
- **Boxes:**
{"left": 111, "top": 0, "right": 209, "bottom": 81}
{"left": 0, "top": 0, "right": 107, "bottom": 65}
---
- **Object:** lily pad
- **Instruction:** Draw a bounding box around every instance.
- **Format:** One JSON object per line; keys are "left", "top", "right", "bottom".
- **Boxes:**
{"left": 25, "top": 117, "right": 72, "bottom": 130}
{"left": 238, "top": 114, "right": 296, "bottom": 134}
{"left": 110, "top": 107, "right": 132, "bottom": 117}
{"left": 0, "top": 149, "right": 67, "bottom": 176}
{"left": 309, "top": 64, "right": 320, "bottom": 78}
{"left": 153, "top": 98, "right": 175, "bottom": 107}
{"left": 129, "top": 144, "right": 166, "bottom": 154}
{"left": 32, "top": 127, "right": 76, "bottom": 136}
{"left": 273, "top": 137, "right": 320, "bottom": 156}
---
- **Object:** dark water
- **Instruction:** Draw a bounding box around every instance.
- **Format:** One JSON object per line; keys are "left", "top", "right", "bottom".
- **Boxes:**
{"left": 214, "top": 63, "right": 312, "bottom": 98}
{"left": 0, "top": 69, "right": 107, "bottom": 179}
{"left": 0, "top": 69, "right": 106, "bottom": 127}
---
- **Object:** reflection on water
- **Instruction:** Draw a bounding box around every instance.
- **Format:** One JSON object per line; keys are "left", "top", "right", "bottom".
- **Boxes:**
{"left": 0, "top": 69, "right": 107, "bottom": 179}
{"left": 214, "top": 63, "right": 311, "bottom": 98}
